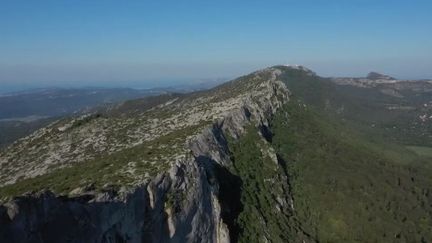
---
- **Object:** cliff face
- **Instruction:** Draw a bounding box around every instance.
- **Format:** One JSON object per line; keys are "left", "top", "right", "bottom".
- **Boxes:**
{"left": 0, "top": 157, "right": 222, "bottom": 243}
{"left": 0, "top": 68, "right": 291, "bottom": 243}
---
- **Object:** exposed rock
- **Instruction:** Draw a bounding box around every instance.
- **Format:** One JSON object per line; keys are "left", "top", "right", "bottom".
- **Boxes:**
{"left": 367, "top": 71, "right": 396, "bottom": 80}
{"left": 0, "top": 67, "right": 291, "bottom": 242}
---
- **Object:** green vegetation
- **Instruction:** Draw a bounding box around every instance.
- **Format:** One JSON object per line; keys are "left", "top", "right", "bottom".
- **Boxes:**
{"left": 225, "top": 99, "right": 432, "bottom": 242}
{"left": 2, "top": 66, "right": 432, "bottom": 242}
{"left": 226, "top": 126, "right": 308, "bottom": 242}
{"left": 271, "top": 100, "right": 432, "bottom": 242}
{"left": 165, "top": 189, "right": 186, "bottom": 213}
{"left": 406, "top": 146, "right": 432, "bottom": 158}
{"left": 276, "top": 65, "right": 432, "bottom": 147}
{"left": 0, "top": 124, "right": 206, "bottom": 200}
{"left": 211, "top": 70, "right": 273, "bottom": 102}
{"left": 0, "top": 142, "right": 163, "bottom": 199}
{"left": 70, "top": 113, "right": 104, "bottom": 129}
{"left": 226, "top": 68, "right": 432, "bottom": 242}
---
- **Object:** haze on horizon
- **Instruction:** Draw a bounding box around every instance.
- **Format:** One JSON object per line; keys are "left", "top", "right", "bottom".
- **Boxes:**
{"left": 1, "top": 0, "right": 431, "bottom": 93}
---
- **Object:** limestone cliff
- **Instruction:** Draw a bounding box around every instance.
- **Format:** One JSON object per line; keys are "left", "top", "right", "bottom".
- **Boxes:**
{"left": 0, "top": 67, "right": 291, "bottom": 243}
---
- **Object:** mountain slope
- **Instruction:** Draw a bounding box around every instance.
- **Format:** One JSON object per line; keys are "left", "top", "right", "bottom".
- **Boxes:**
{"left": 0, "top": 86, "right": 210, "bottom": 148}
{"left": 0, "top": 68, "right": 287, "bottom": 189}
{"left": 0, "top": 67, "right": 291, "bottom": 242}
{"left": 277, "top": 65, "right": 432, "bottom": 146}
{"left": 0, "top": 88, "right": 164, "bottom": 149}
{"left": 0, "top": 66, "right": 432, "bottom": 242}
{"left": 271, "top": 99, "right": 432, "bottom": 242}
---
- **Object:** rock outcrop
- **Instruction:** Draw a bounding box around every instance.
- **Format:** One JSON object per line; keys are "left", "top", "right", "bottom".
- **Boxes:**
{"left": 0, "top": 67, "right": 291, "bottom": 243}
{"left": 366, "top": 71, "right": 395, "bottom": 80}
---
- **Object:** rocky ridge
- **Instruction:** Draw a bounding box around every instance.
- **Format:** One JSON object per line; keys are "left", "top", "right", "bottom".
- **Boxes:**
{"left": 0, "top": 67, "right": 291, "bottom": 242}
{"left": 0, "top": 67, "right": 288, "bottom": 187}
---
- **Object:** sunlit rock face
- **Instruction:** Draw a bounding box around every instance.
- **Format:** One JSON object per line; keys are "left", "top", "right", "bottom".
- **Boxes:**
{"left": 0, "top": 67, "right": 291, "bottom": 243}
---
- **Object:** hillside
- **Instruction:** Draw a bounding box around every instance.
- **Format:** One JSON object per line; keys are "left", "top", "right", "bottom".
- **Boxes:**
{"left": 0, "top": 88, "right": 159, "bottom": 149}
{"left": 1, "top": 66, "right": 431, "bottom": 242}
{"left": 0, "top": 86, "right": 215, "bottom": 149}
{"left": 278, "top": 66, "right": 432, "bottom": 146}
{"left": 272, "top": 99, "right": 432, "bottom": 242}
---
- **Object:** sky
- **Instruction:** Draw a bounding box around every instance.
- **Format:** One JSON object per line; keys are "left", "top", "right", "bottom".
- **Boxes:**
{"left": 1, "top": 0, "right": 432, "bottom": 92}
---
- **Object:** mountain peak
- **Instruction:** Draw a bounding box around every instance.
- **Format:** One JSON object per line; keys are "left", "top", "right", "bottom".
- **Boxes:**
{"left": 271, "top": 64, "right": 317, "bottom": 76}
{"left": 366, "top": 72, "right": 396, "bottom": 80}
{"left": 283, "top": 64, "right": 313, "bottom": 72}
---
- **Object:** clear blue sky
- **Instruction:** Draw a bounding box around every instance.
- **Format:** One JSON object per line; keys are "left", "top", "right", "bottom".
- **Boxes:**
{"left": 1, "top": 0, "right": 431, "bottom": 92}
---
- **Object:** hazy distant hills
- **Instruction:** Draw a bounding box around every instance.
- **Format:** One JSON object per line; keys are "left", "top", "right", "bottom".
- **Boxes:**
{"left": 0, "top": 84, "right": 222, "bottom": 148}
{"left": 0, "top": 87, "right": 190, "bottom": 121}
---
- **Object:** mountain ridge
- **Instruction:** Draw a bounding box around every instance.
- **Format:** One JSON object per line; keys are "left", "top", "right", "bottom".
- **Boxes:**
{"left": 1, "top": 65, "right": 432, "bottom": 242}
{"left": 0, "top": 66, "right": 297, "bottom": 243}
{"left": 0, "top": 67, "right": 288, "bottom": 188}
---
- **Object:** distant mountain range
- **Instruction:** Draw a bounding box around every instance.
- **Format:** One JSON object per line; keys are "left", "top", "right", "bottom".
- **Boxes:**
{"left": 0, "top": 85, "right": 220, "bottom": 121}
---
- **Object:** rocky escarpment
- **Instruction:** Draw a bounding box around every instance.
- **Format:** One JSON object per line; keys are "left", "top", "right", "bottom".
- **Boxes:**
{"left": 0, "top": 154, "right": 224, "bottom": 243}
{"left": 0, "top": 67, "right": 291, "bottom": 243}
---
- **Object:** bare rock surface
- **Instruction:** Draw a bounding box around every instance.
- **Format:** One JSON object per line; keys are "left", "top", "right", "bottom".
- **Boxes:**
{"left": 0, "top": 66, "right": 291, "bottom": 243}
